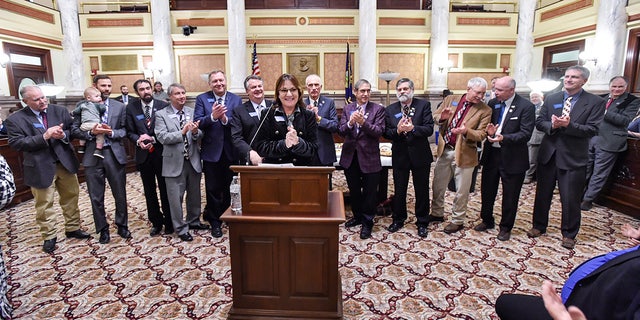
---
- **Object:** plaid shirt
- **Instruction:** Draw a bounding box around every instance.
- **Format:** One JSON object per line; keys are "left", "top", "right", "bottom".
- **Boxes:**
{"left": 0, "top": 155, "right": 15, "bottom": 209}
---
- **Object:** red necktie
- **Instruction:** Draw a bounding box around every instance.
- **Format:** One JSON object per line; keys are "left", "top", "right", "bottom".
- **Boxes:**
{"left": 42, "top": 111, "right": 48, "bottom": 129}
{"left": 606, "top": 98, "right": 613, "bottom": 110}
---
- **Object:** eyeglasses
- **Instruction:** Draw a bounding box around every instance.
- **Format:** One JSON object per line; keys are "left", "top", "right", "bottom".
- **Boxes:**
{"left": 278, "top": 88, "right": 298, "bottom": 95}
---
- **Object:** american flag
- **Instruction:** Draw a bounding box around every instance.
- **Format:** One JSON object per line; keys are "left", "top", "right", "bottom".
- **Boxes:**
{"left": 252, "top": 42, "right": 261, "bottom": 76}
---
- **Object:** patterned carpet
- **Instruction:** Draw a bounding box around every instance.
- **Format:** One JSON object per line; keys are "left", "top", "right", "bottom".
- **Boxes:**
{"left": 0, "top": 167, "right": 637, "bottom": 319}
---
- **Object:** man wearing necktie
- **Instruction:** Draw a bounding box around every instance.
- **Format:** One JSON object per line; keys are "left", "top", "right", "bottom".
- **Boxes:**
{"left": 117, "top": 85, "right": 134, "bottom": 106}
{"left": 230, "top": 75, "right": 273, "bottom": 166}
{"left": 528, "top": 65, "right": 605, "bottom": 249}
{"left": 304, "top": 74, "right": 338, "bottom": 168}
{"left": 475, "top": 76, "right": 535, "bottom": 241}
{"left": 581, "top": 76, "right": 640, "bottom": 211}
{"left": 125, "top": 79, "right": 173, "bottom": 236}
{"left": 72, "top": 75, "right": 130, "bottom": 244}
{"left": 6, "top": 85, "right": 91, "bottom": 253}
{"left": 431, "top": 77, "right": 492, "bottom": 235}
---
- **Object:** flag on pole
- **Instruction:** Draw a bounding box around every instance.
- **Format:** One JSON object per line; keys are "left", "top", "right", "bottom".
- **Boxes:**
{"left": 345, "top": 42, "right": 354, "bottom": 104}
{"left": 252, "top": 42, "right": 261, "bottom": 76}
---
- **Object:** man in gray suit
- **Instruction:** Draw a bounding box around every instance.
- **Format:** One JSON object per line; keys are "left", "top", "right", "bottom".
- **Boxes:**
{"left": 155, "top": 83, "right": 203, "bottom": 242}
{"left": 524, "top": 91, "right": 545, "bottom": 184}
{"left": 581, "top": 76, "right": 640, "bottom": 210}
{"left": 72, "top": 75, "right": 130, "bottom": 244}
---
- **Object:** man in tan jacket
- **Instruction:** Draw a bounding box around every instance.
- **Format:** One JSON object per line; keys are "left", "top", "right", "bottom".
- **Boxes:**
{"left": 430, "top": 77, "right": 492, "bottom": 234}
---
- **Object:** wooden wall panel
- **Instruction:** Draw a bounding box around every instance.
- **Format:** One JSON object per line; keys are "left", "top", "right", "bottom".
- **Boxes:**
{"left": 378, "top": 53, "right": 425, "bottom": 91}
{"left": 257, "top": 53, "right": 283, "bottom": 92}
{"left": 178, "top": 54, "right": 225, "bottom": 94}
{"left": 108, "top": 74, "right": 146, "bottom": 94}
{"left": 323, "top": 52, "right": 352, "bottom": 92}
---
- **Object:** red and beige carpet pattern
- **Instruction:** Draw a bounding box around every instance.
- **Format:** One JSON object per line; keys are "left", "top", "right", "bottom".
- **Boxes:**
{"left": 0, "top": 169, "right": 637, "bottom": 319}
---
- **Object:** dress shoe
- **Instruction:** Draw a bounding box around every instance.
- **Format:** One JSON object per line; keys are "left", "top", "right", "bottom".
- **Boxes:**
{"left": 443, "top": 223, "right": 464, "bottom": 234}
{"left": 211, "top": 225, "right": 223, "bottom": 238}
{"left": 387, "top": 221, "right": 404, "bottom": 233}
{"left": 426, "top": 215, "right": 445, "bottom": 224}
{"left": 526, "top": 228, "right": 545, "bottom": 238}
{"left": 360, "top": 224, "right": 372, "bottom": 239}
{"left": 344, "top": 218, "right": 362, "bottom": 228}
{"left": 65, "top": 229, "right": 91, "bottom": 239}
{"left": 473, "top": 222, "right": 494, "bottom": 232}
{"left": 150, "top": 226, "right": 162, "bottom": 237}
{"left": 561, "top": 237, "right": 576, "bottom": 249}
{"left": 497, "top": 230, "right": 511, "bottom": 241}
{"left": 42, "top": 237, "right": 57, "bottom": 253}
{"left": 117, "top": 227, "right": 132, "bottom": 239}
{"left": 165, "top": 225, "right": 174, "bottom": 235}
{"left": 417, "top": 226, "right": 428, "bottom": 238}
{"left": 99, "top": 230, "right": 110, "bottom": 244}
{"left": 580, "top": 200, "right": 593, "bottom": 211}
{"left": 179, "top": 232, "right": 193, "bottom": 242}
{"left": 189, "top": 223, "right": 210, "bottom": 230}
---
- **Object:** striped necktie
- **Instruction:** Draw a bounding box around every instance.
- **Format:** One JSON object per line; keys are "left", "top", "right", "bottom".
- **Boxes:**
{"left": 562, "top": 97, "right": 572, "bottom": 117}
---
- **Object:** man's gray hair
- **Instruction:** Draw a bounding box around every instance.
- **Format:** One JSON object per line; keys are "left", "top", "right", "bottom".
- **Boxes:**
{"left": 467, "top": 77, "right": 488, "bottom": 90}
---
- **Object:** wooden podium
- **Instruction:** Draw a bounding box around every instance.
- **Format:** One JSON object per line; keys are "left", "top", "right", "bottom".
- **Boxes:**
{"left": 221, "top": 165, "right": 345, "bottom": 320}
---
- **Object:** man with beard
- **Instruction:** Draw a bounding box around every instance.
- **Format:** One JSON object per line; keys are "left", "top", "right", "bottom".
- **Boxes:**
{"left": 116, "top": 85, "right": 134, "bottom": 105}
{"left": 125, "top": 79, "right": 176, "bottom": 236}
{"left": 72, "top": 74, "right": 130, "bottom": 244}
{"left": 383, "top": 78, "right": 434, "bottom": 237}
{"left": 194, "top": 70, "right": 242, "bottom": 238}
{"left": 230, "top": 75, "right": 272, "bottom": 165}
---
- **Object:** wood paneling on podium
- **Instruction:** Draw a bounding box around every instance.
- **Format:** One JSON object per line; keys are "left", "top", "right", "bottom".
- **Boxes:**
{"left": 597, "top": 138, "right": 640, "bottom": 218}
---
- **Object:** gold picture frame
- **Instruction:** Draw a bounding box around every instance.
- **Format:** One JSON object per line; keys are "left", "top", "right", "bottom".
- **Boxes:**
{"left": 287, "top": 53, "right": 319, "bottom": 82}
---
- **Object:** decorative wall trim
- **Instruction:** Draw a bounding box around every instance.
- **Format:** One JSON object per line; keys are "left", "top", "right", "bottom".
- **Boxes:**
{"left": 250, "top": 39, "right": 358, "bottom": 45}
{"left": 308, "top": 17, "right": 354, "bottom": 25}
{"left": 250, "top": 17, "right": 297, "bottom": 26}
{"left": 377, "top": 39, "right": 429, "bottom": 45}
{"left": 0, "top": 28, "right": 60, "bottom": 46}
{"left": 0, "top": 0, "right": 54, "bottom": 24}
{"left": 83, "top": 41, "right": 153, "bottom": 48}
{"left": 540, "top": 0, "right": 594, "bottom": 21}
{"left": 456, "top": 17, "right": 510, "bottom": 26}
{"left": 173, "top": 40, "right": 229, "bottom": 46}
{"left": 379, "top": 17, "right": 425, "bottom": 26}
{"left": 87, "top": 18, "right": 144, "bottom": 27}
{"left": 449, "top": 40, "right": 516, "bottom": 46}
{"left": 629, "top": 13, "right": 640, "bottom": 22}
{"left": 534, "top": 25, "right": 596, "bottom": 44}
{"left": 176, "top": 18, "right": 224, "bottom": 27}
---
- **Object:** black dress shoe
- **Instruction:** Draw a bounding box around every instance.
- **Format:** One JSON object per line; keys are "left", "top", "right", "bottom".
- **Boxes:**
{"left": 165, "top": 225, "right": 174, "bottom": 234}
{"left": 418, "top": 226, "right": 428, "bottom": 238}
{"left": 189, "top": 223, "right": 210, "bottom": 230}
{"left": 211, "top": 225, "right": 223, "bottom": 238}
{"left": 497, "top": 230, "right": 511, "bottom": 241}
{"left": 150, "top": 226, "right": 162, "bottom": 237}
{"left": 360, "top": 224, "right": 372, "bottom": 239}
{"left": 179, "top": 232, "right": 193, "bottom": 242}
{"left": 43, "top": 237, "right": 57, "bottom": 253}
{"left": 344, "top": 218, "right": 362, "bottom": 228}
{"left": 387, "top": 221, "right": 404, "bottom": 233}
{"left": 580, "top": 200, "right": 593, "bottom": 211}
{"left": 117, "top": 227, "right": 132, "bottom": 239}
{"left": 65, "top": 229, "right": 91, "bottom": 239}
{"left": 426, "top": 215, "right": 445, "bottom": 224}
{"left": 99, "top": 230, "right": 110, "bottom": 244}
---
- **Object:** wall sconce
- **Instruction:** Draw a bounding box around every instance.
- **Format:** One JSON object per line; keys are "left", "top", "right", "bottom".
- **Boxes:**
{"left": 579, "top": 51, "right": 597, "bottom": 65}
{"left": 0, "top": 53, "right": 10, "bottom": 68}
{"left": 182, "top": 25, "right": 197, "bottom": 36}
{"left": 526, "top": 79, "right": 561, "bottom": 93}
{"left": 437, "top": 60, "right": 454, "bottom": 73}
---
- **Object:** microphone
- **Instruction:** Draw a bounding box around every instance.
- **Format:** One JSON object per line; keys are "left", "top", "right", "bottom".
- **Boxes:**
{"left": 247, "top": 104, "right": 274, "bottom": 164}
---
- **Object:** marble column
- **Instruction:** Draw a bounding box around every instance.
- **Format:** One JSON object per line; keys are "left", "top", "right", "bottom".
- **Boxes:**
{"left": 150, "top": 0, "right": 175, "bottom": 88}
{"left": 588, "top": 0, "right": 628, "bottom": 91}
{"left": 427, "top": 0, "right": 449, "bottom": 94}
{"left": 227, "top": 0, "right": 247, "bottom": 93}
{"left": 513, "top": 0, "right": 536, "bottom": 92}
{"left": 359, "top": 0, "right": 377, "bottom": 91}
{"left": 58, "top": 0, "right": 84, "bottom": 96}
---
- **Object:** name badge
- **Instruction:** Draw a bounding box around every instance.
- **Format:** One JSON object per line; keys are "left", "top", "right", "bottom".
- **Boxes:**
{"left": 249, "top": 112, "right": 258, "bottom": 117}
{"left": 494, "top": 103, "right": 504, "bottom": 109}
{"left": 553, "top": 103, "right": 563, "bottom": 109}
{"left": 395, "top": 112, "right": 403, "bottom": 119}
{"left": 207, "top": 98, "right": 216, "bottom": 103}
{"left": 275, "top": 116, "right": 286, "bottom": 122}
{"left": 136, "top": 114, "right": 145, "bottom": 120}
{"left": 33, "top": 123, "right": 44, "bottom": 129}
{"left": 452, "top": 101, "right": 458, "bottom": 107}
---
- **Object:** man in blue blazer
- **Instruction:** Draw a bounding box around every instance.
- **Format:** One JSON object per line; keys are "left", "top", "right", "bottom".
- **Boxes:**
{"left": 383, "top": 78, "right": 434, "bottom": 237}
{"left": 528, "top": 65, "right": 605, "bottom": 249}
{"left": 194, "top": 70, "right": 241, "bottom": 238}
{"left": 304, "top": 74, "right": 338, "bottom": 167}
{"left": 476, "top": 76, "right": 535, "bottom": 241}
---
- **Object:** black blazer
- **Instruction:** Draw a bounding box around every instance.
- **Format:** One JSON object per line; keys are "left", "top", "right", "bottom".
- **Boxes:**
{"left": 125, "top": 98, "right": 169, "bottom": 164}
{"left": 230, "top": 99, "right": 273, "bottom": 164}
{"left": 596, "top": 92, "right": 640, "bottom": 152}
{"left": 383, "top": 97, "right": 434, "bottom": 169}
{"left": 536, "top": 90, "right": 605, "bottom": 170}
{"left": 480, "top": 94, "right": 535, "bottom": 174}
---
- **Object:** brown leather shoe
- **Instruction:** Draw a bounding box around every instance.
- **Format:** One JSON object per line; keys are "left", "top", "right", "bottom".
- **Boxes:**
{"left": 561, "top": 237, "right": 576, "bottom": 249}
{"left": 497, "top": 230, "right": 511, "bottom": 241}
{"left": 443, "top": 223, "right": 463, "bottom": 234}
{"left": 526, "top": 228, "right": 544, "bottom": 238}
{"left": 473, "top": 222, "right": 494, "bottom": 232}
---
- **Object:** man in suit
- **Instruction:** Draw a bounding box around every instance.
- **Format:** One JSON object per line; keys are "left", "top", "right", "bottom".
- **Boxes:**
{"left": 304, "top": 74, "right": 338, "bottom": 167}
{"left": 431, "top": 77, "right": 492, "bottom": 234}
{"left": 125, "top": 79, "right": 175, "bottom": 236}
{"left": 72, "top": 74, "right": 130, "bottom": 244}
{"left": 230, "top": 75, "right": 272, "bottom": 165}
{"left": 524, "top": 91, "right": 545, "bottom": 184}
{"left": 581, "top": 76, "right": 640, "bottom": 211}
{"left": 475, "top": 76, "right": 535, "bottom": 241}
{"left": 528, "top": 65, "right": 605, "bottom": 249}
{"left": 155, "top": 83, "right": 203, "bottom": 242}
{"left": 338, "top": 79, "right": 386, "bottom": 239}
{"left": 194, "top": 70, "right": 242, "bottom": 238}
{"left": 383, "top": 78, "right": 434, "bottom": 237}
{"left": 116, "top": 85, "right": 134, "bottom": 105}
{"left": 6, "top": 85, "right": 91, "bottom": 253}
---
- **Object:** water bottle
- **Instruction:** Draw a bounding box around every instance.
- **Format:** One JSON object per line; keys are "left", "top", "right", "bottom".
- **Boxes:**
{"left": 230, "top": 175, "right": 242, "bottom": 214}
